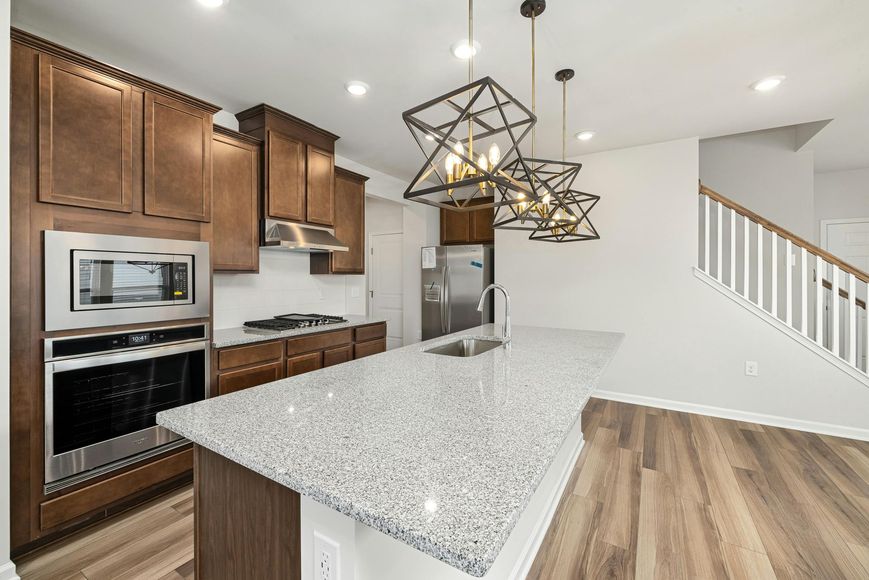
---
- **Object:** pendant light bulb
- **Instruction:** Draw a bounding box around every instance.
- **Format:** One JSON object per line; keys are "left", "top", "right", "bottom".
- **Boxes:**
{"left": 488, "top": 143, "right": 501, "bottom": 168}
{"left": 453, "top": 142, "right": 464, "bottom": 157}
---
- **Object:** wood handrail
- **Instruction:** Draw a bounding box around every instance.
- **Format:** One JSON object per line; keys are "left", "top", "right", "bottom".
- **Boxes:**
{"left": 821, "top": 279, "right": 867, "bottom": 310}
{"left": 699, "top": 184, "right": 869, "bottom": 284}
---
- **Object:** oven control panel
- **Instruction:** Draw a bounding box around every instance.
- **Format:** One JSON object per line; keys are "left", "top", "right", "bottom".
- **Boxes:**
{"left": 48, "top": 324, "right": 208, "bottom": 360}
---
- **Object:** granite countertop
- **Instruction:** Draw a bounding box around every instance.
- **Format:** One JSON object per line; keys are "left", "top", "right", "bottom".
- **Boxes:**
{"left": 158, "top": 324, "right": 623, "bottom": 576}
{"left": 211, "top": 314, "right": 388, "bottom": 348}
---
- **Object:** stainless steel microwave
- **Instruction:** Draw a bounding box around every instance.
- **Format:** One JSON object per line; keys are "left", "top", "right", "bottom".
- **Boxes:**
{"left": 44, "top": 231, "right": 210, "bottom": 331}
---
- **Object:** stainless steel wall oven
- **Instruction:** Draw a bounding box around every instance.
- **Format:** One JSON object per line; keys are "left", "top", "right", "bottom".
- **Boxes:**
{"left": 44, "top": 231, "right": 210, "bottom": 331}
{"left": 44, "top": 324, "right": 209, "bottom": 492}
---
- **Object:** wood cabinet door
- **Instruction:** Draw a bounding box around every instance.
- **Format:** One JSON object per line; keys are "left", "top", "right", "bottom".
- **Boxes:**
{"left": 470, "top": 206, "right": 495, "bottom": 243}
{"left": 441, "top": 208, "right": 470, "bottom": 245}
{"left": 306, "top": 145, "right": 335, "bottom": 226}
{"left": 330, "top": 172, "right": 365, "bottom": 273}
{"left": 266, "top": 130, "right": 306, "bottom": 222}
{"left": 323, "top": 345, "right": 353, "bottom": 367}
{"left": 213, "top": 133, "right": 260, "bottom": 272}
{"left": 144, "top": 92, "right": 212, "bottom": 222}
{"left": 286, "top": 352, "right": 323, "bottom": 377}
{"left": 354, "top": 338, "right": 386, "bottom": 359}
{"left": 38, "top": 55, "right": 133, "bottom": 212}
{"left": 217, "top": 361, "right": 283, "bottom": 396}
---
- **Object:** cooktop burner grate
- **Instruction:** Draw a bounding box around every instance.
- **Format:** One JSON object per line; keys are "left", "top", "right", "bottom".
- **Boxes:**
{"left": 243, "top": 313, "right": 348, "bottom": 331}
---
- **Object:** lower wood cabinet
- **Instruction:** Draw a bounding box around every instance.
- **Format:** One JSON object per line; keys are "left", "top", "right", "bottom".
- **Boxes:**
{"left": 354, "top": 338, "right": 386, "bottom": 359}
{"left": 286, "top": 352, "right": 323, "bottom": 377}
{"left": 213, "top": 322, "right": 387, "bottom": 395}
{"left": 323, "top": 345, "right": 353, "bottom": 367}
{"left": 217, "top": 361, "right": 283, "bottom": 396}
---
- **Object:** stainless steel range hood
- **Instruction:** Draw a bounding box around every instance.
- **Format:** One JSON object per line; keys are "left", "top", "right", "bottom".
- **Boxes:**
{"left": 262, "top": 219, "right": 348, "bottom": 253}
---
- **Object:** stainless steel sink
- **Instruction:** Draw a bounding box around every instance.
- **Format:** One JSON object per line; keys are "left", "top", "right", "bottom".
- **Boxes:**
{"left": 423, "top": 337, "right": 505, "bottom": 358}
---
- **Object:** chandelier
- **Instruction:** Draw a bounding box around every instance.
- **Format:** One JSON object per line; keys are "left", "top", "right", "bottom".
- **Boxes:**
{"left": 492, "top": 0, "right": 601, "bottom": 242}
{"left": 402, "top": 0, "right": 538, "bottom": 212}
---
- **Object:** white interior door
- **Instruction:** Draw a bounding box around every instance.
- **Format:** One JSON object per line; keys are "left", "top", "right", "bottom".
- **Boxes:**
{"left": 822, "top": 218, "right": 869, "bottom": 271}
{"left": 369, "top": 233, "right": 404, "bottom": 349}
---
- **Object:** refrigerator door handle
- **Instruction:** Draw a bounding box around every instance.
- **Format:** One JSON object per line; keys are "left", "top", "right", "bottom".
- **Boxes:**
{"left": 444, "top": 265, "right": 451, "bottom": 333}
{"left": 440, "top": 267, "right": 447, "bottom": 335}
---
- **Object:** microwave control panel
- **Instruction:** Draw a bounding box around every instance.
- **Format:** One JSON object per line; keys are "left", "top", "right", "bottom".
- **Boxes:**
{"left": 172, "top": 262, "right": 189, "bottom": 301}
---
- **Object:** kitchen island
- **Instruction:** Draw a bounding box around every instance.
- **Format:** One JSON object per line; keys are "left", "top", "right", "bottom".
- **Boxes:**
{"left": 157, "top": 324, "right": 623, "bottom": 579}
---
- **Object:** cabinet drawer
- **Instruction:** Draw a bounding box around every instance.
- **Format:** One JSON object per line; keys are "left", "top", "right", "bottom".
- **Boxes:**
{"left": 40, "top": 447, "right": 192, "bottom": 531}
{"left": 354, "top": 338, "right": 386, "bottom": 360}
{"left": 285, "top": 329, "right": 352, "bottom": 356}
{"left": 354, "top": 323, "right": 386, "bottom": 343}
{"left": 286, "top": 352, "right": 322, "bottom": 377}
{"left": 217, "top": 341, "right": 283, "bottom": 370}
{"left": 323, "top": 345, "right": 352, "bottom": 367}
{"left": 217, "top": 361, "right": 283, "bottom": 396}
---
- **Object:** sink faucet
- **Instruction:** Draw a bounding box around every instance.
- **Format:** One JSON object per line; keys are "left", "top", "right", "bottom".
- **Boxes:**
{"left": 477, "top": 283, "right": 511, "bottom": 343}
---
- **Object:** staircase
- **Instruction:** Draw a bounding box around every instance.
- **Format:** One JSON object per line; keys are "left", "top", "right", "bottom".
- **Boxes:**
{"left": 696, "top": 184, "right": 868, "bottom": 383}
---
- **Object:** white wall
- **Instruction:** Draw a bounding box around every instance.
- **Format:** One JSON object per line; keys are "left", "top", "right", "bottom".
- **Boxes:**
{"left": 496, "top": 137, "right": 869, "bottom": 436}
{"left": 213, "top": 250, "right": 362, "bottom": 328}
{"left": 814, "top": 167, "right": 869, "bottom": 241}
{"left": 700, "top": 127, "right": 815, "bottom": 241}
{"left": 336, "top": 155, "right": 440, "bottom": 346}
{"left": 1, "top": 0, "right": 17, "bottom": 575}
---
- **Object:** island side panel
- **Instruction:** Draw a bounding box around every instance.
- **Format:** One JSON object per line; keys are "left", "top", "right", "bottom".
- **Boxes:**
{"left": 194, "top": 445, "right": 301, "bottom": 580}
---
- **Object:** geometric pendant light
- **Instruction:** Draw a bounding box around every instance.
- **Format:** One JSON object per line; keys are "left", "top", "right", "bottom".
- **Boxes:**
{"left": 527, "top": 69, "right": 601, "bottom": 242}
{"left": 402, "top": 0, "right": 538, "bottom": 212}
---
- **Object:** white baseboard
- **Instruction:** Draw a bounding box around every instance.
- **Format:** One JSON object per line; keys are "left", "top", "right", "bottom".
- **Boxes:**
{"left": 594, "top": 389, "right": 869, "bottom": 442}
{"left": 0, "top": 560, "right": 19, "bottom": 580}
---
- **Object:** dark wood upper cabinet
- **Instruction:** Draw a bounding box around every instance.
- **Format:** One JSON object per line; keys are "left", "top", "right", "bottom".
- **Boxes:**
{"left": 440, "top": 199, "right": 494, "bottom": 245}
{"left": 306, "top": 145, "right": 335, "bottom": 226}
{"left": 470, "top": 205, "right": 495, "bottom": 243}
{"left": 38, "top": 54, "right": 134, "bottom": 212}
{"left": 311, "top": 167, "right": 368, "bottom": 275}
{"left": 236, "top": 104, "right": 338, "bottom": 227}
{"left": 266, "top": 130, "right": 306, "bottom": 222}
{"left": 144, "top": 92, "right": 213, "bottom": 222}
{"left": 212, "top": 126, "right": 261, "bottom": 272}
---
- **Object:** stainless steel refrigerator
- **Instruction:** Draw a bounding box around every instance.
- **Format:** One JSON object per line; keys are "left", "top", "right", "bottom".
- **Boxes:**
{"left": 421, "top": 245, "right": 494, "bottom": 340}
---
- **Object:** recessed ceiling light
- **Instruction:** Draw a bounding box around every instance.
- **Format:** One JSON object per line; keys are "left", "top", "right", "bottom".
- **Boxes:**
{"left": 575, "top": 130, "right": 596, "bottom": 141}
{"left": 197, "top": 0, "right": 226, "bottom": 7}
{"left": 450, "top": 40, "right": 481, "bottom": 60}
{"left": 345, "top": 81, "right": 370, "bottom": 96}
{"left": 751, "top": 75, "right": 785, "bottom": 92}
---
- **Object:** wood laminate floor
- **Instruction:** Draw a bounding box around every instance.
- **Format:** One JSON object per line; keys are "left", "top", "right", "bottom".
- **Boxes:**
{"left": 16, "top": 399, "right": 869, "bottom": 579}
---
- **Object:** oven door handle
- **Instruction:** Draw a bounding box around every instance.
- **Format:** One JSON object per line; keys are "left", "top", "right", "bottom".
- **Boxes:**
{"left": 46, "top": 340, "right": 209, "bottom": 372}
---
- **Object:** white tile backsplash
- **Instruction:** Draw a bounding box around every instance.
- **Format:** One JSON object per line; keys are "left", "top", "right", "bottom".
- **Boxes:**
{"left": 213, "top": 248, "right": 365, "bottom": 329}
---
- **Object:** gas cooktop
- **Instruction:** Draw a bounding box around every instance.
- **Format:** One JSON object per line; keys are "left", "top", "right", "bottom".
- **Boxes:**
{"left": 243, "top": 313, "right": 348, "bottom": 331}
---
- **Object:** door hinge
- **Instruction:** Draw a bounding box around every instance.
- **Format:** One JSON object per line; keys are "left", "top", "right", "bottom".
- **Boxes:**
{"left": 370, "top": 247, "right": 374, "bottom": 255}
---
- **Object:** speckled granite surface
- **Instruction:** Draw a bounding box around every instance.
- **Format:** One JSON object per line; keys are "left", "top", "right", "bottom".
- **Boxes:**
{"left": 212, "top": 314, "right": 387, "bottom": 348}
{"left": 158, "top": 324, "right": 623, "bottom": 576}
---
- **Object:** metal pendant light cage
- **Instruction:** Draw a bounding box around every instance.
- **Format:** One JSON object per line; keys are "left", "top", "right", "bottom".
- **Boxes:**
{"left": 402, "top": 77, "right": 538, "bottom": 211}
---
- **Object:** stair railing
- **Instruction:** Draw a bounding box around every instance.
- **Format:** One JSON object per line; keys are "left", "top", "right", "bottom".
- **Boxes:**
{"left": 698, "top": 184, "right": 868, "bottom": 375}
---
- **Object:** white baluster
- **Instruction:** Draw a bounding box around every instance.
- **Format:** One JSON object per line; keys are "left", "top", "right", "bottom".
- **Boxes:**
{"left": 757, "top": 223, "right": 764, "bottom": 310}
{"left": 703, "top": 196, "right": 710, "bottom": 273}
{"left": 716, "top": 201, "right": 723, "bottom": 282}
{"left": 832, "top": 266, "right": 840, "bottom": 357}
{"left": 815, "top": 255, "right": 824, "bottom": 345}
{"left": 771, "top": 234, "right": 778, "bottom": 317}
{"left": 743, "top": 216, "right": 750, "bottom": 299}
{"left": 800, "top": 248, "right": 808, "bottom": 336}
{"left": 730, "top": 208, "right": 736, "bottom": 291}
{"left": 848, "top": 273, "right": 857, "bottom": 366}
{"left": 785, "top": 239, "right": 793, "bottom": 326}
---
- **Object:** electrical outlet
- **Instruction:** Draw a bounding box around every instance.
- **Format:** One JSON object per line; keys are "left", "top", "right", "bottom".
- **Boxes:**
{"left": 314, "top": 531, "right": 340, "bottom": 580}
{"left": 745, "top": 360, "right": 759, "bottom": 377}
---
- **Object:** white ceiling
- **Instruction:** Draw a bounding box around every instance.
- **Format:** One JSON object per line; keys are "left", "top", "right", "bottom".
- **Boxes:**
{"left": 11, "top": 0, "right": 869, "bottom": 179}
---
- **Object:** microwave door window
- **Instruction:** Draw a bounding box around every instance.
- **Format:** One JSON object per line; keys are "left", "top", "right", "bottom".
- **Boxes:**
{"left": 78, "top": 259, "right": 173, "bottom": 306}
